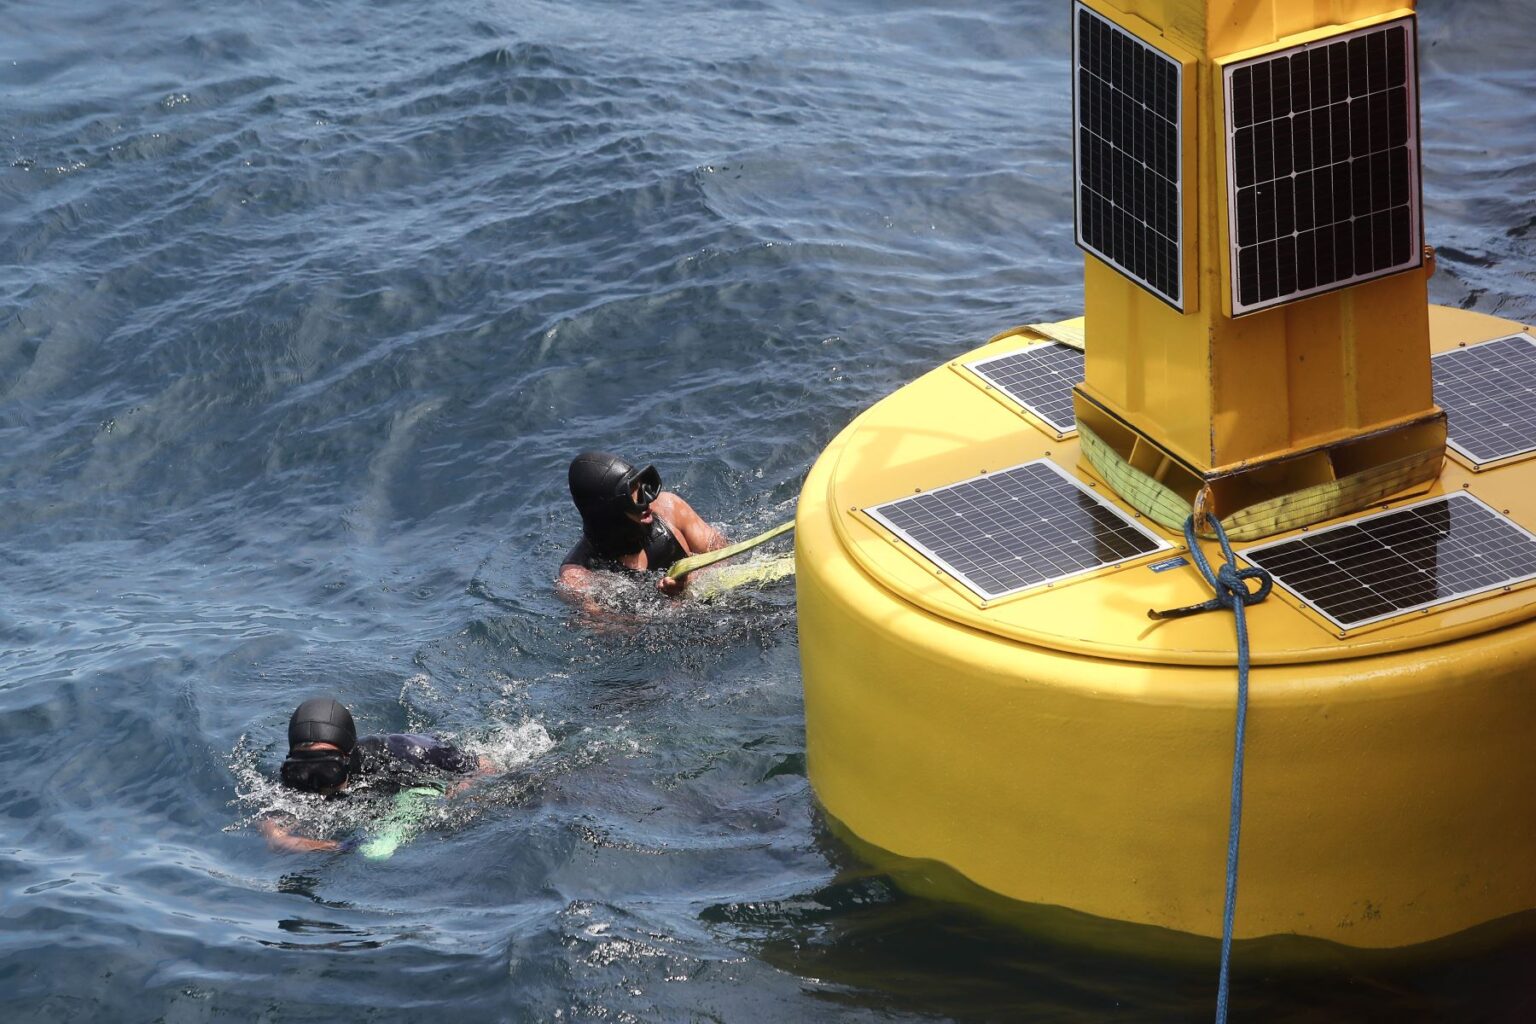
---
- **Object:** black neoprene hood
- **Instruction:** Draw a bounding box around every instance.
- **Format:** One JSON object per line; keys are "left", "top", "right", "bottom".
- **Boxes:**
{"left": 567, "top": 451, "right": 659, "bottom": 511}
{"left": 287, "top": 697, "right": 357, "bottom": 753}
{"left": 567, "top": 451, "right": 662, "bottom": 558}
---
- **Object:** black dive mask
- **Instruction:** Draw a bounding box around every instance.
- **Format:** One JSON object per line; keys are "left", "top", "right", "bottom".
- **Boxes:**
{"left": 621, "top": 464, "right": 661, "bottom": 513}
{"left": 280, "top": 747, "right": 361, "bottom": 794}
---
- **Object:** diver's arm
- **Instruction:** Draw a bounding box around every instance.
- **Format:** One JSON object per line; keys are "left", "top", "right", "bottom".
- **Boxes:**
{"left": 445, "top": 755, "right": 497, "bottom": 798}
{"left": 260, "top": 816, "right": 345, "bottom": 854}
{"left": 652, "top": 493, "right": 728, "bottom": 554}
{"left": 653, "top": 494, "right": 729, "bottom": 596}
{"left": 556, "top": 562, "right": 607, "bottom": 616}
{"left": 557, "top": 561, "right": 642, "bottom": 630}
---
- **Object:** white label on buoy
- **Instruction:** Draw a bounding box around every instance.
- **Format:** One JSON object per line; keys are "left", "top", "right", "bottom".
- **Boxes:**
{"left": 1148, "top": 556, "right": 1190, "bottom": 573}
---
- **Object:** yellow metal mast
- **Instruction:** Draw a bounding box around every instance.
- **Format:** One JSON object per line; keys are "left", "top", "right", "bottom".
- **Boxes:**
{"left": 1072, "top": 0, "right": 1443, "bottom": 533}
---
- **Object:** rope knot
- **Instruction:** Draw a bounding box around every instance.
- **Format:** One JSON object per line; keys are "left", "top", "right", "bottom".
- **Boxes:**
{"left": 1148, "top": 512, "right": 1273, "bottom": 621}
{"left": 1213, "top": 561, "right": 1272, "bottom": 609}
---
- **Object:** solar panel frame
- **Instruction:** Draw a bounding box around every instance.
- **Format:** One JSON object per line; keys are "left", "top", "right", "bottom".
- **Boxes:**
{"left": 1222, "top": 15, "right": 1422, "bottom": 316}
{"left": 963, "top": 342, "right": 1085, "bottom": 436}
{"left": 1072, "top": 1, "right": 1186, "bottom": 311}
{"left": 1432, "top": 333, "right": 1536, "bottom": 469}
{"left": 1239, "top": 492, "right": 1536, "bottom": 632}
{"left": 865, "top": 459, "right": 1173, "bottom": 602}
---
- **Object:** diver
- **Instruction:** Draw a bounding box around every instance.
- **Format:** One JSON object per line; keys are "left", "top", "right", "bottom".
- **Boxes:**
{"left": 262, "top": 696, "right": 491, "bottom": 853}
{"left": 557, "top": 450, "right": 729, "bottom": 606}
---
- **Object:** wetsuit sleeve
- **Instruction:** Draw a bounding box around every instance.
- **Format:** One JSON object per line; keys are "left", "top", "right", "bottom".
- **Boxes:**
{"left": 421, "top": 739, "right": 476, "bottom": 775}
{"left": 354, "top": 735, "right": 386, "bottom": 776}
{"left": 561, "top": 538, "right": 596, "bottom": 568}
{"left": 647, "top": 514, "right": 688, "bottom": 571}
{"left": 382, "top": 733, "right": 477, "bottom": 775}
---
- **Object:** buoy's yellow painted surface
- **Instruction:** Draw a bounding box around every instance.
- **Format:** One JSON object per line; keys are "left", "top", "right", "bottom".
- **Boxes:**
{"left": 797, "top": 305, "right": 1536, "bottom": 949}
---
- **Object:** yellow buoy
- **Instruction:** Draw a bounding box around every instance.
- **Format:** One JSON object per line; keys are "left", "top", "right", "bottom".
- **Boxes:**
{"left": 795, "top": 0, "right": 1536, "bottom": 953}
{"left": 797, "top": 306, "right": 1536, "bottom": 949}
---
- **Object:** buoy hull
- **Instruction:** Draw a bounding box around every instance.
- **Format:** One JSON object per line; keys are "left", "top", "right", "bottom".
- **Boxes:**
{"left": 798, "top": 403, "right": 1536, "bottom": 950}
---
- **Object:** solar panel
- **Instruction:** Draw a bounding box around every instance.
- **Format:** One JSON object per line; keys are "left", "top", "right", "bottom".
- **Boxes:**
{"left": 965, "top": 343, "right": 1085, "bottom": 435}
{"left": 1433, "top": 333, "right": 1536, "bottom": 468}
{"left": 1223, "top": 16, "right": 1421, "bottom": 315}
{"left": 866, "top": 460, "right": 1171, "bottom": 601}
{"left": 1073, "top": 2, "right": 1184, "bottom": 310}
{"left": 1240, "top": 492, "right": 1536, "bottom": 631}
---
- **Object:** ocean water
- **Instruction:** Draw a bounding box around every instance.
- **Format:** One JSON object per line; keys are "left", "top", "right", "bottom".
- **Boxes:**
{"left": 2, "top": 1, "right": 1534, "bottom": 1021}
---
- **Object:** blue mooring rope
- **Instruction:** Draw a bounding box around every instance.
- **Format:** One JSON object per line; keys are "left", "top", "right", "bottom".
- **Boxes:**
{"left": 1148, "top": 515, "right": 1273, "bottom": 1024}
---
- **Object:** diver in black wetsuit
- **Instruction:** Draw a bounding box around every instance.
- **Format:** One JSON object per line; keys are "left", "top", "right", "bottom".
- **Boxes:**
{"left": 557, "top": 451, "right": 729, "bottom": 607}
{"left": 262, "top": 697, "right": 490, "bottom": 854}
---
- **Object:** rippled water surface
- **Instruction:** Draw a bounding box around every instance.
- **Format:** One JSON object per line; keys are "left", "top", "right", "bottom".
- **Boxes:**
{"left": 3, "top": 1, "right": 1534, "bottom": 1020}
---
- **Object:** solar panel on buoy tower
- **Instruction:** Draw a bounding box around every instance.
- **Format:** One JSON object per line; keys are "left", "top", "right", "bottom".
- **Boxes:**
{"left": 1072, "top": 2, "right": 1184, "bottom": 310}
{"left": 1222, "top": 16, "right": 1421, "bottom": 315}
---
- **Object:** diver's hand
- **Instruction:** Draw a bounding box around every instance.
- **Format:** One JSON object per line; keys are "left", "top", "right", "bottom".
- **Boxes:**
{"left": 445, "top": 757, "right": 496, "bottom": 799}
{"left": 656, "top": 574, "right": 687, "bottom": 597}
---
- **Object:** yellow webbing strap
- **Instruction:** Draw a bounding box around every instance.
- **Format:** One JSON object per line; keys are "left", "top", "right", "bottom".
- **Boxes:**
{"left": 1077, "top": 422, "right": 1192, "bottom": 534}
{"left": 1078, "top": 423, "right": 1444, "bottom": 541}
{"left": 1023, "top": 317, "right": 1086, "bottom": 351}
{"left": 666, "top": 520, "right": 795, "bottom": 580}
{"left": 1219, "top": 448, "right": 1442, "bottom": 540}
{"left": 985, "top": 317, "right": 1086, "bottom": 352}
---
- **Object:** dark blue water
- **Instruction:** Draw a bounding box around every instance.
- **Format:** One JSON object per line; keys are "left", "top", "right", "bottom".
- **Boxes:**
{"left": 3, "top": 2, "right": 1534, "bottom": 1020}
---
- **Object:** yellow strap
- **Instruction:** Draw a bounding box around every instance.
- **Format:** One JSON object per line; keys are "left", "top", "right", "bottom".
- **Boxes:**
{"left": 1078, "top": 422, "right": 1444, "bottom": 542}
{"left": 1221, "top": 449, "right": 1441, "bottom": 540}
{"left": 984, "top": 316, "right": 1086, "bottom": 352}
{"left": 1023, "top": 316, "right": 1086, "bottom": 351}
{"left": 666, "top": 520, "right": 795, "bottom": 580}
{"left": 1077, "top": 422, "right": 1191, "bottom": 534}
